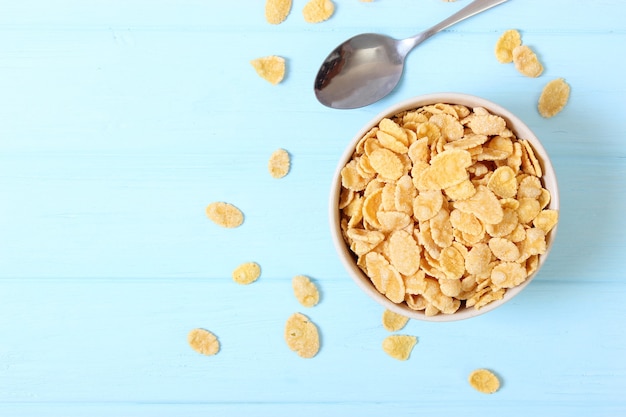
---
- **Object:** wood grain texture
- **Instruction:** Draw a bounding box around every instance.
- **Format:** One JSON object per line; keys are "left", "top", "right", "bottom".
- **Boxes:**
{"left": 1, "top": 1, "right": 625, "bottom": 415}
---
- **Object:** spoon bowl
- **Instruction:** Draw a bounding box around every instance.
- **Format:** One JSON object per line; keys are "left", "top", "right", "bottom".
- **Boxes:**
{"left": 314, "top": 34, "right": 407, "bottom": 109}
{"left": 314, "top": 0, "right": 510, "bottom": 109}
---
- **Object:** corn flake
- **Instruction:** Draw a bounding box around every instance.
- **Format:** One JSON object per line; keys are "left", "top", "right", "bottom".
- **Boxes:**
{"left": 369, "top": 148, "right": 404, "bottom": 181}
{"left": 418, "top": 149, "right": 472, "bottom": 190}
{"left": 250, "top": 55, "right": 286, "bottom": 85}
{"left": 382, "top": 309, "right": 410, "bottom": 332}
{"left": 292, "top": 275, "right": 320, "bottom": 307}
{"left": 512, "top": 45, "right": 543, "bottom": 78}
{"left": 382, "top": 335, "right": 417, "bottom": 360}
{"left": 388, "top": 230, "right": 421, "bottom": 276}
{"left": 488, "top": 166, "right": 518, "bottom": 198}
{"left": 495, "top": 29, "right": 522, "bottom": 63}
{"left": 539, "top": 78, "right": 570, "bottom": 118}
{"left": 468, "top": 369, "right": 500, "bottom": 394}
{"left": 265, "top": 0, "right": 292, "bottom": 24}
{"left": 232, "top": 262, "right": 261, "bottom": 285}
{"left": 284, "top": 313, "right": 320, "bottom": 358}
{"left": 533, "top": 209, "right": 559, "bottom": 233}
{"left": 454, "top": 185, "right": 504, "bottom": 225}
{"left": 206, "top": 202, "right": 244, "bottom": 228}
{"left": 302, "top": 0, "right": 335, "bottom": 23}
{"left": 188, "top": 328, "right": 220, "bottom": 356}
{"left": 268, "top": 148, "right": 291, "bottom": 178}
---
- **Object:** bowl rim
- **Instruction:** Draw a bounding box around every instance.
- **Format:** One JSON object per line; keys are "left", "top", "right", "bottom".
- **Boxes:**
{"left": 329, "top": 92, "right": 560, "bottom": 322}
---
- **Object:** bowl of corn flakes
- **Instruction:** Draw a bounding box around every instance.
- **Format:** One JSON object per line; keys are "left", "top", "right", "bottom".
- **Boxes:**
{"left": 330, "top": 93, "right": 559, "bottom": 321}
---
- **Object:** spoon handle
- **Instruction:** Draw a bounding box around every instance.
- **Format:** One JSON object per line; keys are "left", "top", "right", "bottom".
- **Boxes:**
{"left": 402, "top": 0, "right": 510, "bottom": 52}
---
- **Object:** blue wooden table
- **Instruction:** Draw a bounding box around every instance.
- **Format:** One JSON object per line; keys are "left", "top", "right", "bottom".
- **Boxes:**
{"left": 1, "top": 1, "right": 625, "bottom": 415}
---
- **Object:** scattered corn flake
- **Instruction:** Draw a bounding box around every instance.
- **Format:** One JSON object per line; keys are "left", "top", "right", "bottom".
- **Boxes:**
{"left": 284, "top": 313, "right": 320, "bottom": 358}
{"left": 268, "top": 148, "right": 291, "bottom": 178}
{"left": 292, "top": 275, "right": 320, "bottom": 307}
{"left": 468, "top": 369, "right": 500, "bottom": 394}
{"left": 250, "top": 55, "right": 286, "bottom": 85}
{"left": 512, "top": 45, "right": 543, "bottom": 78}
{"left": 265, "top": 0, "right": 292, "bottom": 24}
{"left": 495, "top": 29, "right": 522, "bottom": 63}
{"left": 188, "top": 328, "right": 220, "bottom": 356}
{"left": 382, "top": 335, "right": 417, "bottom": 360}
{"left": 232, "top": 262, "right": 261, "bottom": 285}
{"left": 538, "top": 78, "right": 570, "bottom": 118}
{"left": 382, "top": 309, "right": 410, "bottom": 332}
{"left": 302, "top": 0, "right": 335, "bottom": 23}
{"left": 206, "top": 202, "right": 244, "bottom": 228}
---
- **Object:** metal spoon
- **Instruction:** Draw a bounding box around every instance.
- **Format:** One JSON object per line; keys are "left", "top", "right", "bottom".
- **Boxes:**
{"left": 314, "top": 0, "right": 510, "bottom": 109}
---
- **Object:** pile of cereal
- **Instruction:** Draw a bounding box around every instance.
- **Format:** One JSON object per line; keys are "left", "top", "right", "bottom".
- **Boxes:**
{"left": 338, "top": 103, "right": 558, "bottom": 316}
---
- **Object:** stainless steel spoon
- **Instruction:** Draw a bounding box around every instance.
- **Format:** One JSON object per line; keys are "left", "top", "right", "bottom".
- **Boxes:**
{"left": 314, "top": 0, "right": 510, "bottom": 109}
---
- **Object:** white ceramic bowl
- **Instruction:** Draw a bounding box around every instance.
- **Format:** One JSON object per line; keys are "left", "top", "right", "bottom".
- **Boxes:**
{"left": 329, "top": 93, "right": 559, "bottom": 322}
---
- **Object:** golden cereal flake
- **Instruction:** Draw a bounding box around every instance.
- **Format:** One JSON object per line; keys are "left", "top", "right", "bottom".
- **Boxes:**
{"left": 206, "top": 202, "right": 244, "bottom": 228}
{"left": 491, "top": 261, "right": 527, "bottom": 289}
{"left": 417, "top": 149, "right": 472, "bottom": 190}
{"left": 232, "top": 262, "right": 261, "bottom": 285}
{"left": 187, "top": 328, "right": 220, "bottom": 356}
{"left": 302, "top": 0, "right": 335, "bottom": 23}
{"left": 265, "top": 0, "right": 292, "bottom": 24}
{"left": 468, "top": 369, "right": 500, "bottom": 394}
{"left": 387, "top": 230, "right": 421, "bottom": 276}
{"left": 369, "top": 148, "right": 404, "bottom": 181}
{"left": 382, "top": 335, "right": 417, "bottom": 361}
{"left": 538, "top": 78, "right": 570, "bottom": 118}
{"left": 413, "top": 190, "right": 444, "bottom": 222}
{"left": 533, "top": 209, "right": 559, "bottom": 233}
{"left": 488, "top": 237, "right": 520, "bottom": 262}
{"left": 495, "top": 29, "right": 522, "bottom": 63}
{"left": 512, "top": 45, "right": 543, "bottom": 78}
{"left": 466, "top": 114, "right": 507, "bottom": 136}
{"left": 268, "top": 148, "right": 291, "bottom": 178}
{"left": 284, "top": 313, "right": 320, "bottom": 358}
{"left": 292, "top": 275, "right": 320, "bottom": 308}
{"left": 382, "top": 309, "right": 410, "bottom": 332}
{"left": 250, "top": 55, "right": 286, "bottom": 85}
{"left": 488, "top": 166, "right": 518, "bottom": 199}
{"left": 454, "top": 185, "right": 504, "bottom": 225}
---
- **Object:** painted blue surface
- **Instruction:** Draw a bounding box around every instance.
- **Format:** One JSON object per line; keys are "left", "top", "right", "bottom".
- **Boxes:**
{"left": 1, "top": 1, "right": 625, "bottom": 415}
